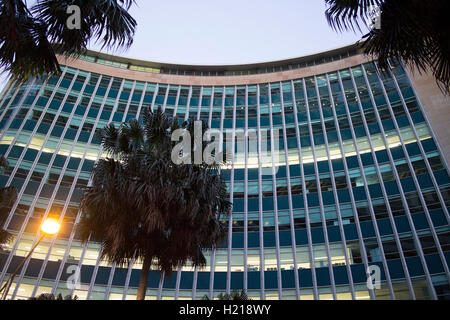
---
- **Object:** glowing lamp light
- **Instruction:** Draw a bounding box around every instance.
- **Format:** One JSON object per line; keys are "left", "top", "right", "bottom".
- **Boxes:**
{"left": 1, "top": 217, "right": 62, "bottom": 300}
{"left": 41, "top": 218, "right": 61, "bottom": 235}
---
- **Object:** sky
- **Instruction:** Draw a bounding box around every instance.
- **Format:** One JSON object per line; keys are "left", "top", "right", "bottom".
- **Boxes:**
{"left": 93, "top": 0, "right": 363, "bottom": 64}
{"left": 0, "top": 0, "right": 365, "bottom": 90}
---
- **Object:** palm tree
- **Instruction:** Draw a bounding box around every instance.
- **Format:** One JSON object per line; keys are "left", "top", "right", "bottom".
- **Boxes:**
{"left": 325, "top": 0, "right": 450, "bottom": 93}
{"left": 0, "top": 0, "right": 137, "bottom": 81}
{"left": 28, "top": 293, "right": 78, "bottom": 300}
{"left": 0, "top": 156, "right": 17, "bottom": 245}
{"left": 202, "top": 290, "right": 250, "bottom": 301}
{"left": 79, "top": 108, "right": 231, "bottom": 300}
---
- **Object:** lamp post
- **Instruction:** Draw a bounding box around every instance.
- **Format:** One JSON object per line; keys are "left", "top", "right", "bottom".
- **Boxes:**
{"left": 0, "top": 218, "right": 61, "bottom": 300}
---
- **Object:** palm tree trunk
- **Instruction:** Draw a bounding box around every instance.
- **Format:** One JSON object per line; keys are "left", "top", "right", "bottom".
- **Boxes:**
{"left": 137, "top": 256, "right": 151, "bottom": 300}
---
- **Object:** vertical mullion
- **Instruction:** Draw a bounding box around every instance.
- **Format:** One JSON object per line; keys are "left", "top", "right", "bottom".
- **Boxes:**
{"left": 337, "top": 71, "right": 396, "bottom": 299}
{"left": 1, "top": 78, "right": 49, "bottom": 160}
{"left": 290, "top": 79, "right": 319, "bottom": 300}
{"left": 104, "top": 264, "right": 117, "bottom": 299}
{"left": 161, "top": 84, "right": 169, "bottom": 113}
{"left": 348, "top": 67, "right": 416, "bottom": 299}
{"left": 9, "top": 70, "right": 84, "bottom": 298}
{"left": 122, "top": 259, "right": 136, "bottom": 300}
{"left": 135, "top": 82, "right": 148, "bottom": 120}
{"left": 226, "top": 86, "right": 237, "bottom": 295}
{"left": 23, "top": 71, "right": 97, "bottom": 297}
{"left": 122, "top": 78, "right": 150, "bottom": 297}
{"left": 390, "top": 62, "right": 450, "bottom": 224}
{"left": 279, "top": 81, "right": 301, "bottom": 299}
{"left": 174, "top": 265, "right": 182, "bottom": 300}
{"left": 314, "top": 75, "right": 356, "bottom": 300}
{"left": 0, "top": 79, "right": 37, "bottom": 144}
{"left": 196, "top": 87, "right": 203, "bottom": 121}
{"left": 1, "top": 70, "right": 66, "bottom": 165}
{"left": 304, "top": 78, "right": 337, "bottom": 300}
{"left": 85, "top": 78, "right": 126, "bottom": 300}
{"left": 86, "top": 247, "right": 104, "bottom": 299}
{"left": 191, "top": 86, "right": 203, "bottom": 300}
{"left": 268, "top": 83, "right": 283, "bottom": 299}
{"left": 191, "top": 267, "right": 198, "bottom": 300}
{"left": 243, "top": 85, "right": 249, "bottom": 293}
{"left": 51, "top": 209, "right": 83, "bottom": 296}
{"left": 215, "top": 86, "right": 226, "bottom": 298}
{"left": 49, "top": 75, "right": 114, "bottom": 295}
{"left": 325, "top": 73, "right": 376, "bottom": 300}
{"left": 173, "top": 70, "right": 188, "bottom": 300}
{"left": 256, "top": 84, "right": 266, "bottom": 300}
{"left": 157, "top": 272, "right": 164, "bottom": 300}
{"left": 30, "top": 74, "right": 105, "bottom": 297}
{"left": 100, "top": 79, "right": 137, "bottom": 299}
{"left": 103, "top": 79, "right": 138, "bottom": 299}
{"left": 102, "top": 84, "right": 140, "bottom": 301}
{"left": 184, "top": 86, "right": 193, "bottom": 122}
{"left": 0, "top": 67, "right": 70, "bottom": 286}
{"left": 69, "top": 237, "right": 91, "bottom": 298}
{"left": 151, "top": 83, "right": 159, "bottom": 112}
{"left": 369, "top": 62, "right": 447, "bottom": 297}
{"left": 207, "top": 86, "right": 216, "bottom": 300}
{"left": 172, "top": 85, "right": 182, "bottom": 117}
{"left": 0, "top": 78, "right": 37, "bottom": 141}
{"left": 120, "top": 80, "right": 137, "bottom": 123}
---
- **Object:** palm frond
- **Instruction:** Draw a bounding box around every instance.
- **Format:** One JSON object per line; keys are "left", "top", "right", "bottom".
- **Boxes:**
{"left": 325, "top": 0, "right": 383, "bottom": 32}
{"left": 326, "top": 0, "right": 450, "bottom": 93}
{"left": 361, "top": 0, "right": 450, "bottom": 93}
{"left": 32, "top": 0, "right": 137, "bottom": 56}
{"left": 0, "top": 0, "right": 136, "bottom": 81}
{"left": 0, "top": 0, "right": 60, "bottom": 81}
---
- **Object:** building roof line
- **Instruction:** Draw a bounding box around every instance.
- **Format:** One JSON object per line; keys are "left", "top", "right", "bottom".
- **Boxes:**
{"left": 75, "top": 43, "right": 362, "bottom": 73}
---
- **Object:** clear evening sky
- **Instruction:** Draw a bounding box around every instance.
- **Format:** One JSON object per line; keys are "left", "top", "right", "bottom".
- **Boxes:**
{"left": 1, "top": 0, "right": 366, "bottom": 90}
{"left": 93, "top": 0, "right": 363, "bottom": 64}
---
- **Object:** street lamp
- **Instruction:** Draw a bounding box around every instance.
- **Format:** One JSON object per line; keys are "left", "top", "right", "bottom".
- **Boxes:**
{"left": 0, "top": 217, "right": 61, "bottom": 300}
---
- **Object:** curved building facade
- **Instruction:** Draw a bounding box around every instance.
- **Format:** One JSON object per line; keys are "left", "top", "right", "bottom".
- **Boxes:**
{"left": 0, "top": 44, "right": 449, "bottom": 300}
